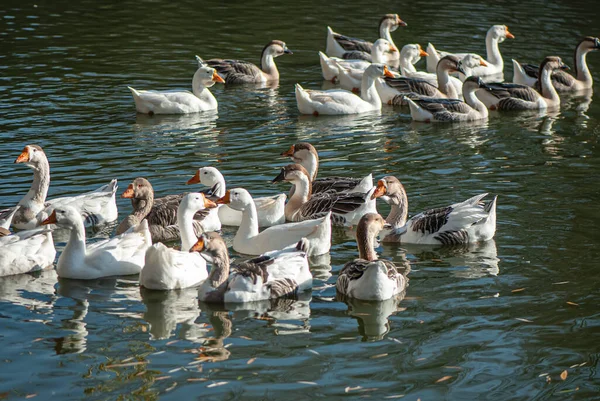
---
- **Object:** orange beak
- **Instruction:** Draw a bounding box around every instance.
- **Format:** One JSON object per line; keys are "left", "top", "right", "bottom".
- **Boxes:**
{"left": 187, "top": 170, "right": 201, "bottom": 185}
{"left": 280, "top": 145, "right": 295, "bottom": 157}
{"left": 383, "top": 66, "right": 395, "bottom": 78}
{"left": 121, "top": 184, "right": 134, "bottom": 198}
{"left": 371, "top": 180, "right": 387, "bottom": 200}
{"left": 15, "top": 148, "right": 30, "bottom": 164}
{"left": 389, "top": 45, "right": 398, "bottom": 53}
{"left": 506, "top": 27, "right": 515, "bottom": 39}
{"left": 419, "top": 47, "right": 429, "bottom": 57}
{"left": 216, "top": 190, "right": 231, "bottom": 205}
{"left": 190, "top": 237, "right": 205, "bottom": 253}
{"left": 41, "top": 210, "right": 57, "bottom": 225}
{"left": 480, "top": 59, "right": 488, "bottom": 67}
{"left": 204, "top": 196, "right": 218, "bottom": 209}
{"left": 212, "top": 71, "right": 225, "bottom": 83}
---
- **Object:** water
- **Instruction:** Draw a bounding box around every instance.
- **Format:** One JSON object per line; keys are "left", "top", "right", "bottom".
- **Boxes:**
{"left": 1, "top": 0, "right": 599, "bottom": 399}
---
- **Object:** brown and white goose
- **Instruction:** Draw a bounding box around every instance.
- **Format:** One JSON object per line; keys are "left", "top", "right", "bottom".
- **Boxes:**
{"left": 12, "top": 145, "right": 118, "bottom": 230}
{"left": 336, "top": 213, "right": 407, "bottom": 301}
{"left": 272, "top": 164, "right": 376, "bottom": 226}
{"left": 371, "top": 176, "right": 497, "bottom": 245}
{"left": 375, "top": 55, "right": 466, "bottom": 105}
{"left": 477, "top": 56, "right": 569, "bottom": 110}
{"left": 116, "top": 177, "right": 220, "bottom": 241}
{"left": 326, "top": 14, "right": 407, "bottom": 67}
{"left": 205, "top": 40, "right": 292, "bottom": 84}
{"left": 512, "top": 36, "right": 600, "bottom": 91}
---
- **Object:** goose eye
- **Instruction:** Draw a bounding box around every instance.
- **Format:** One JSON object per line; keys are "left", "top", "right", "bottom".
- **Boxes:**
{"left": 203, "top": 171, "right": 208, "bottom": 175}
{"left": 138, "top": 184, "right": 142, "bottom": 188}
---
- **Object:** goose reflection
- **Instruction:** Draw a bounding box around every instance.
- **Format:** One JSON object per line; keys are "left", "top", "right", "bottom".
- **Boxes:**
{"left": 0, "top": 269, "right": 57, "bottom": 311}
{"left": 133, "top": 110, "right": 219, "bottom": 131}
{"left": 179, "top": 307, "right": 233, "bottom": 363}
{"left": 140, "top": 287, "right": 208, "bottom": 342}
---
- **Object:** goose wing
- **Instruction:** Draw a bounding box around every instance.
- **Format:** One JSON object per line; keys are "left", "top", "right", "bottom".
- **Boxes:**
{"left": 412, "top": 98, "right": 472, "bottom": 115}
{"left": 205, "top": 59, "right": 263, "bottom": 83}
{"left": 485, "top": 82, "right": 540, "bottom": 102}
{"left": 312, "top": 176, "right": 363, "bottom": 194}
{"left": 384, "top": 77, "right": 440, "bottom": 97}
{"left": 341, "top": 51, "right": 372, "bottom": 61}
{"left": 336, "top": 259, "right": 370, "bottom": 294}
{"left": 332, "top": 33, "right": 373, "bottom": 53}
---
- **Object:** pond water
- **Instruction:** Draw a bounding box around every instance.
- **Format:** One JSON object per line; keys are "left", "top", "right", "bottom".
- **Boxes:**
{"left": 1, "top": 0, "right": 599, "bottom": 399}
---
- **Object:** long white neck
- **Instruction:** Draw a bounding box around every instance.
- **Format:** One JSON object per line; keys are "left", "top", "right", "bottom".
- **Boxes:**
{"left": 191, "top": 74, "right": 217, "bottom": 109}
{"left": 58, "top": 218, "right": 87, "bottom": 273}
{"left": 372, "top": 47, "right": 387, "bottom": 64}
{"left": 20, "top": 159, "right": 50, "bottom": 207}
{"left": 286, "top": 176, "right": 311, "bottom": 220}
{"left": 399, "top": 53, "right": 417, "bottom": 75}
{"left": 380, "top": 23, "right": 395, "bottom": 48}
{"left": 485, "top": 33, "right": 502, "bottom": 68}
{"left": 236, "top": 200, "right": 260, "bottom": 242}
{"left": 261, "top": 51, "right": 279, "bottom": 79}
{"left": 207, "top": 171, "right": 226, "bottom": 198}
{"left": 360, "top": 74, "right": 382, "bottom": 107}
{"left": 177, "top": 202, "right": 199, "bottom": 252}
{"left": 436, "top": 67, "right": 458, "bottom": 98}
{"left": 540, "top": 66, "right": 560, "bottom": 104}
{"left": 464, "top": 87, "right": 489, "bottom": 117}
{"left": 301, "top": 153, "right": 319, "bottom": 182}
{"left": 575, "top": 47, "right": 592, "bottom": 83}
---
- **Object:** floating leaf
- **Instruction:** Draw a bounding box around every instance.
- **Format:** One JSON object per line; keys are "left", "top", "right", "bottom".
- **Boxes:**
{"left": 155, "top": 376, "right": 171, "bottom": 381}
{"left": 297, "top": 381, "right": 318, "bottom": 385}
{"left": 511, "top": 288, "right": 526, "bottom": 293}
{"left": 307, "top": 349, "right": 320, "bottom": 355}
{"left": 165, "top": 382, "right": 178, "bottom": 392}
{"left": 105, "top": 361, "right": 147, "bottom": 368}
{"left": 560, "top": 370, "right": 568, "bottom": 380}
{"left": 384, "top": 396, "right": 405, "bottom": 399}
{"left": 345, "top": 386, "right": 362, "bottom": 393}
{"left": 340, "top": 337, "right": 356, "bottom": 340}
{"left": 239, "top": 336, "right": 252, "bottom": 341}
{"left": 247, "top": 358, "right": 256, "bottom": 365}
{"left": 515, "top": 318, "right": 533, "bottom": 323}
{"left": 416, "top": 358, "right": 426, "bottom": 361}
{"left": 370, "top": 353, "right": 388, "bottom": 359}
{"left": 546, "top": 376, "right": 551, "bottom": 383}
{"left": 557, "top": 387, "right": 579, "bottom": 394}
{"left": 566, "top": 302, "right": 579, "bottom": 307}
{"left": 552, "top": 281, "right": 569, "bottom": 285}
{"left": 538, "top": 373, "right": 548, "bottom": 377}
{"left": 168, "top": 367, "right": 182, "bottom": 373}
{"left": 435, "top": 376, "right": 452, "bottom": 383}
{"left": 166, "top": 340, "right": 179, "bottom": 345}
{"left": 187, "top": 378, "right": 207, "bottom": 382}
{"left": 207, "top": 381, "right": 228, "bottom": 388}
{"left": 25, "top": 394, "right": 37, "bottom": 399}
{"left": 443, "top": 366, "right": 462, "bottom": 370}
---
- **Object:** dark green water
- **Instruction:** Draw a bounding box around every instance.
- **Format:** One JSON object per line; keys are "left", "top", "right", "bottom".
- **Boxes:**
{"left": 1, "top": 0, "right": 599, "bottom": 399}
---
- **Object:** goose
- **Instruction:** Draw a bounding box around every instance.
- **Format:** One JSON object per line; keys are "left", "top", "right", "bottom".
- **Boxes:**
{"left": 0, "top": 228, "right": 56, "bottom": 277}
{"left": 326, "top": 14, "right": 407, "bottom": 66}
{"left": 371, "top": 176, "right": 497, "bottom": 244}
{"left": 280, "top": 142, "right": 373, "bottom": 196}
{"left": 186, "top": 167, "right": 286, "bottom": 227}
{"left": 398, "top": 43, "right": 429, "bottom": 76}
{"left": 205, "top": 40, "right": 293, "bottom": 84}
{"left": 512, "top": 36, "right": 600, "bottom": 91}
{"left": 272, "top": 164, "right": 376, "bottom": 226}
{"left": 477, "top": 56, "right": 569, "bottom": 110}
{"left": 40, "top": 206, "right": 151, "bottom": 279}
{"left": 375, "top": 55, "right": 466, "bottom": 106}
{"left": 0, "top": 206, "right": 19, "bottom": 230}
{"left": 13, "top": 144, "right": 118, "bottom": 230}
{"left": 192, "top": 232, "right": 312, "bottom": 303}
{"left": 116, "top": 177, "right": 220, "bottom": 241}
{"left": 336, "top": 213, "right": 407, "bottom": 301}
{"left": 296, "top": 64, "right": 394, "bottom": 116}
{"left": 140, "top": 193, "right": 217, "bottom": 290}
{"left": 216, "top": 188, "right": 331, "bottom": 256}
{"left": 319, "top": 39, "right": 397, "bottom": 83}
{"left": 426, "top": 25, "right": 515, "bottom": 75}
{"left": 128, "top": 56, "right": 224, "bottom": 115}
{"left": 405, "top": 76, "right": 491, "bottom": 122}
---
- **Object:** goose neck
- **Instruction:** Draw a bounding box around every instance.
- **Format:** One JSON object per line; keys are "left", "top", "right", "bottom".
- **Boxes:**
{"left": 465, "top": 87, "right": 489, "bottom": 117}
{"left": 540, "top": 66, "right": 560, "bottom": 103}
{"left": 192, "top": 74, "right": 218, "bottom": 108}
{"left": 285, "top": 175, "right": 312, "bottom": 220}
{"left": 237, "top": 200, "right": 260, "bottom": 241}
{"left": 574, "top": 46, "right": 592, "bottom": 83}
{"left": 361, "top": 74, "right": 382, "bottom": 107}
{"left": 22, "top": 159, "right": 50, "bottom": 206}
{"left": 485, "top": 33, "right": 502, "bottom": 68}
{"left": 261, "top": 52, "right": 279, "bottom": 79}
{"left": 59, "top": 218, "right": 88, "bottom": 271}
{"left": 356, "top": 223, "right": 378, "bottom": 261}
{"left": 178, "top": 203, "right": 199, "bottom": 251}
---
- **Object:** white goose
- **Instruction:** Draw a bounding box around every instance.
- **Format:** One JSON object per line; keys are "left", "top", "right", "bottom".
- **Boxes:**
{"left": 426, "top": 25, "right": 515, "bottom": 76}
{"left": 280, "top": 142, "right": 373, "bottom": 195}
{"left": 0, "top": 227, "right": 56, "bottom": 277}
{"left": 0, "top": 206, "right": 19, "bottom": 230}
{"left": 319, "top": 39, "right": 397, "bottom": 84}
{"left": 41, "top": 206, "right": 151, "bottom": 279}
{"left": 216, "top": 188, "right": 331, "bottom": 257}
{"left": 478, "top": 57, "right": 569, "bottom": 110}
{"left": 272, "top": 164, "right": 376, "bottom": 226}
{"left": 326, "top": 14, "right": 407, "bottom": 67}
{"left": 205, "top": 40, "right": 293, "bottom": 84}
{"left": 192, "top": 232, "right": 312, "bottom": 303}
{"left": 398, "top": 43, "right": 429, "bottom": 76}
{"left": 186, "top": 166, "right": 286, "bottom": 227}
{"left": 512, "top": 36, "right": 600, "bottom": 91}
{"left": 13, "top": 145, "right": 118, "bottom": 230}
{"left": 296, "top": 64, "right": 395, "bottom": 116}
{"left": 128, "top": 56, "right": 224, "bottom": 115}
{"left": 405, "top": 76, "right": 490, "bottom": 122}
{"left": 140, "top": 193, "right": 216, "bottom": 290}
{"left": 336, "top": 213, "right": 407, "bottom": 301}
{"left": 371, "top": 176, "right": 497, "bottom": 244}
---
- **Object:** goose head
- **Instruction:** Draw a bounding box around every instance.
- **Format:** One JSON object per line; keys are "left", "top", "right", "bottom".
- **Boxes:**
{"left": 462, "top": 54, "right": 488, "bottom": 69}
{"left": 194, "top": 64, "right": 225, "bottom": 87}
{"left": 437, "top": 55, "right": 467, "bottom": 75}
{"left": 187, "top": 166, "right": 223, "bottom": 188}
{"left": 400, "top": 44, "right": 428, "bottom": 65}
{"left": 14, "top": 144, "right": 47, "bottom": 169}
{"left": 122, "top": 177, "right": 153, "bottom": 200}
{"left": 41, "top": 205, "right": 81, "bottom": 230}
{"left": 272, "top": 163, "right": 312, "bottom": 187}
{"left": 180, "top": 192, "right": 217, "bottom": 214}
{"left": 190, "top": 231, "right": 228, "bottom": 262}
{"left": 539, "top": 56, "right": 570, "bottom": 74}
{"left": 462, "top": 76, "right": 491, "bottom": 92}
{"left": 490, "top": 25, "right": 515, "bottom": 43}
{"left": 380, "top": 13, "right": 407, "bottom": 32}
{"left": 263, "top": 40, "right": 293, "bottom": 59}
{"left": 281, "top": 142, "right": 318, "bottom": 164}
{"left": 371, "top": 176, "right": 406, "bottom": 205}
{"left": 217, "top": 188, "right": 253, "bottom": 212}
{"left": 579, "top": 36, "right": 600, "bottom": 52}
{"left": 365, "top": 63, "right": 396, "bottom": 79}
{"left": 356, "top": 213, "right": 392, "bottom": 260}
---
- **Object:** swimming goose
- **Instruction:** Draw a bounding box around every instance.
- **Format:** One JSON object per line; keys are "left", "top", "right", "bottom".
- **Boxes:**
{"left": 216, "top": 188, "right": 331, "bottom": 256}
{"left": 41, "top": 206, "right": 151, "bottom": 279}
{"left": 376, "top": 55, "right": 466, "bottom": 105}
{"left": 398, "top": 44, "right": 429, "bottom": 76}
{"left": 116, "top": 177, "right": 219, "bottom": 240}
{"left": 426, "top": 25, "right": 515, "bottom": 75}
{"left": 272, "top": 164, "right": 376, "bottom": 226}
{"left": 128, "top": 56, "right": 224, "bottom": 115}
{"left": 140, "top": 193, "right": 217, "bottom": 290}
{"left": 13, "top": 145, "right": 118, "bottom": 230}
{"left": 296, "top": 64, "right": 394, "bottom": 115}
{"left": 326, "top": 14, "right": 407, "bottom": 66}
{"left": 319, "top": 39, "right": 398, "bottom": 83}
{"left": 0, "top": 206, "right": 19, "bottom": 230}
{"left": 371, "top": 176, "right": 497, "bottom": 244}
{"left": 512, "top": 36, "right": 600, "bottom": 91}
{"left": 280, "top": 142, "right": 373, "bottom": 195}
{"left": 336, "top": 213, "right": 407, "bottom": 301}
{"left": 186, "top": 167, "right": 286, "bottom": 227}
{"left": 405, "top": 76, "right": 491, "bottom": 122}
{"left": 205, "top": 40, "right": 293, "bottom": 84}
{"left": 192, "top": 232, "right": 312, "bottom": 303}
{"left": 478, "top": 56, "right": 569, "bottom": 110}
{"left": 0, "top": 228, "right": 56, "bottom": 277}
